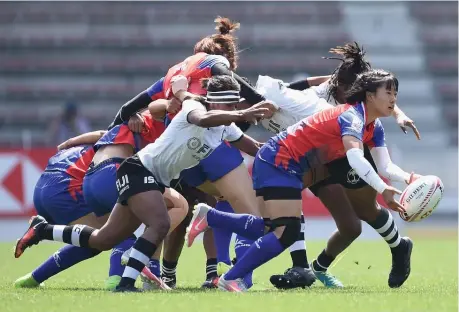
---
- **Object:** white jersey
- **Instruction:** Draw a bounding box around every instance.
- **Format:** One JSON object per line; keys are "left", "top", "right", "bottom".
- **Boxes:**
{"left": 137, "top": 99, "right": 243, "bottom": 186}
{"left": 309, "top": 80, "right": 342, "bottom": 106}
{"left": 255, "top": 75, "right": 333, "bottom": 134}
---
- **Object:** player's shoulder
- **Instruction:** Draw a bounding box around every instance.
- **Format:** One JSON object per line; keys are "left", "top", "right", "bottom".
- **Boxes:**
{"left": 198, "top": 54, "right": 230, "bottom": 69}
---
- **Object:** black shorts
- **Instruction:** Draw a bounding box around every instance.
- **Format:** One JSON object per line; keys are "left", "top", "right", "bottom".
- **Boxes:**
{"left": 116, "top": 155, "right": 165, "bottom": 205}
{"left": 256, "top": 187, "right": 303, "bottom": 201}
{"left": 309, "top": 145, "right": 377, "bottom": 197}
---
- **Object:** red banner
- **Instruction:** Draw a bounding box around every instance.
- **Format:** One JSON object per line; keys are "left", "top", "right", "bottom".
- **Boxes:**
{"left": 0, "top": 149, "right": 387, "bottom": 218}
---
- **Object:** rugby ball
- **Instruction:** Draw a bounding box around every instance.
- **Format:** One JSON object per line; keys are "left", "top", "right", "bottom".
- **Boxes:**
{"left": 399, "top": 175, "right": 444, "bottom": 222}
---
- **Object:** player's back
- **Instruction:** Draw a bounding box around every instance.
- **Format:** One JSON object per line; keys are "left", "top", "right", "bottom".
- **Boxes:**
{"left": 46, "top": 145, "right": 95, "bottom": 185}
{"left": 95, "top": 111, "right": 165, "bottom": 152}
{"left": 272, "top": 103, "right": 379, "bottom": 172}
{"left": 162, "top": 52, "right": 230, "bottom": 98}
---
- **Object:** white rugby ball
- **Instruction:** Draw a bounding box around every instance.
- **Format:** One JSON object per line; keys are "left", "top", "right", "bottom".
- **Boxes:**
{"left": 399, "top": 175, "right": 444, "bottom": 222}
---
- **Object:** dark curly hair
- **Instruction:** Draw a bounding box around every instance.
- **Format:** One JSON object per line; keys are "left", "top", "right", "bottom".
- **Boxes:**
{"left": 324, "top": 42, "right": 372, "bottom": 103}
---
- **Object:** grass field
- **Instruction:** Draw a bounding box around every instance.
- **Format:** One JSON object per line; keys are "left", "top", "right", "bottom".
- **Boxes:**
{"left": 0, "top": 237, "right": 457, "bottom": 312}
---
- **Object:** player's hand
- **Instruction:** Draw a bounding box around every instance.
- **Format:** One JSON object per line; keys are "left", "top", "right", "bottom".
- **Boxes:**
{"left": 128, "top": 113, "right": 145, "bottom": 133}
{"left": 397, "top": 115, "right": 421, "bottom": 140}
{"left": 252, "top": 100, "right": 279, "bottom": 119}
{"left": 167, "top": 98, "right": 182, "bottom": 114}
{"left": 406, "top": 172, "right": 422, "bottom": 185}
{"left": 171, "top": 75, "right": 189, "bottom": 95}
{"left": 241, "top": 106, "right": 271, "bottom": 124}
{"left": 382, "top": 186, "right": 405, "bottom": 213}
{"left": 57, "top": 140, "right": 70, "bottom": 151}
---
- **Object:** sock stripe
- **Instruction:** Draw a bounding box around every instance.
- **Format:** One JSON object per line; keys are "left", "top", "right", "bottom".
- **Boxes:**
{"left": 130, "top": 248, "right": 150, "bottom": 265}
{"left": 122, "top": 266, "right": 141, "bottom": 280}
{"left": 52, "top": 225, "right": 65, "bottom": 241}
{"left": 383, "top": 226, "right": 398, "bottom": 242}
{"left": 70, "top": 225, "right": 86, "bottom": 247}
{"left": 375, "top": 213, "right": 393, "bottom": 233}
{"left": 388, "top": 235, "right": 401, "bottom": 248}
{"left": 380, "top": 221, "right": 395, "bottom": 238}
{"left": 127, "top": 257, "right": 147, "bottom": 272}
{"left": 289, "top": 240, "right": 305, "bottom": 252}
{"left": 315, "top": 259, "right": 328, "bottom": 270}
{"left": 63, "top": 227, "right": 72, "bottom": 244}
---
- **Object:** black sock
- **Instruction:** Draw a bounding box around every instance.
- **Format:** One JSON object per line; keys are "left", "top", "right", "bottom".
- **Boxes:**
{"left": 206, "top": 258, "right": 218, "bottom": 280}
{"left": 162, "top": 259, "right": 178, "bottom": 277}
{"left": 119, "top": 237, "right": 157, "bottom": 287}
{"left": 367, "top": 209, "right": 401, "bottom": 249}
{"left": 289, "top": 215, "right": 309, "bottom": 268}
{"left": 41, "top": 224, "right": 94, "bottom": 248}
{"left": 313, "top": 249, "right": 335, "bottom": 272}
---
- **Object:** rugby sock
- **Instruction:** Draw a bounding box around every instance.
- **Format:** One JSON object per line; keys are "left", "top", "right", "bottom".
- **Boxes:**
{"left": 148, "top": 259, "right": 161, "bottom": 277}
{"left": 32, "top": 245, "right": 100, "bottom": 283}
{"left": 119, "top": 237, "right": 157, "bottom": 287}
{"left": 109, "top": 235, "right": 136, "bottom": 277}
{"left": 41, "top": 224, "right": 95, "bottom": 248}
{"left": 234, "top": 235, "right": 254, "bottom": 288}
{"left": 288, "top": 214, "right": 309, "bottom": 268}
{"left": 213, "top": 201, "right": 234, "bottom": 265}
{"left": 206, "top": 258, "right": 218, "bottom": 280}
{"left": 161, "top": 259, "right": 177, "bottom": 279}
{"left": 224, "top": 233, "right": 284, "bottom": 281}
{"left": 207, "top": 209, "right": 265, "bottom": 240}
{"left": 312, "top": 250, "right": 335, "bottom": 272}
{"left": 367, "top": 209, "right": 401, "bottom": 249}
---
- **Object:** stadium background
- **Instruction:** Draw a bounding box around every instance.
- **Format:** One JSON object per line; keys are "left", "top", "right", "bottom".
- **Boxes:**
{"left": 0, "top": 1, "right": 457, "bottom": 241}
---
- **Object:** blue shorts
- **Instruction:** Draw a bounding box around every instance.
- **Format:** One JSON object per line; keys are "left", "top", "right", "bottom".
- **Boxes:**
{"left": 180, "top": 142, "right": 244, "bottom": 188}
{"left": 33, "top": 171, "right": 91, "bottom": 225}
{"left": 83, "top": 158, "right": 124, "bottom": 217}
{"left": 252, "top": 143, "right": 304, "bottom": 200}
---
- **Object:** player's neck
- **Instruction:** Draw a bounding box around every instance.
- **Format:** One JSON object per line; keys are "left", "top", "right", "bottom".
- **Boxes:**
{"left": 363, "top": 103, "right": 379, "bottom": 125}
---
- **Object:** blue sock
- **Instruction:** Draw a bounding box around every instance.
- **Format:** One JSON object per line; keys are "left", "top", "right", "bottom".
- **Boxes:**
{"left": 148, "top": 259, "right": 161, "bottom": 277}
{"left": 207, "top": 209, "right": 265, "bottom": 240}
{"left": 32, "top": 245, "right": 100, "bottom": 283}
{"left": 109, "top": 236, "right": 136, "bottom": 277}
{"left": 214, "top": 201, "right": 234, "bottom": 265}
{"left": 225, "top": 232, "right": 285, "bottom": 281}
{"left": 235, "top": 235, "right": 254, "bottom": 288}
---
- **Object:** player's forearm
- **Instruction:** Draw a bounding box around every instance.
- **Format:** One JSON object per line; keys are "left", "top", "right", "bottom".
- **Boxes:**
{"left": 193, "top": 110, "right": 244, "bottom": 128}
{"left": 58, "top": 130, "right": 106, "bottom": 151}
{"left": 287, "top": 76, "right": 331, "bottom": 91}
{"left": 108, "top": 91, "right": 152, "bottom": 129}
{"left": 148, "top": 99, "right": 168, "bottom": 120}
{"left": 370, "top": 147, "right": 410, "bottom": 183}
{"left": 346, "top": 148, "right": 389, "bottom": 194}
{"left": 230, "top": 134, "right": 262, "bottom": 157}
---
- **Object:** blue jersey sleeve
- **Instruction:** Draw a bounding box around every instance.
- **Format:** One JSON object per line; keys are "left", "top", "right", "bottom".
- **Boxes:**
{"left": 146, "top": 77, "right": 165, "bottom": 99}
{"left": 198, "top": 55, "right": 230, "bottom": 70}
{"left": 370, "top": 119, "right": 386, "bottom": 147}
{"left": 337, "top": 109, "right": 365, "bottom": 141}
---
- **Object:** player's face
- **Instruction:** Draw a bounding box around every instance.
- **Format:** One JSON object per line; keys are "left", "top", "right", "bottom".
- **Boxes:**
{"left": 370, "top": 85, "right": 397, "bottom": 117}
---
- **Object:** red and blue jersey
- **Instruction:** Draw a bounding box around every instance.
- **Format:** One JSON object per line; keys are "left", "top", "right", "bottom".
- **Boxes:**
{"left": 45, "top": 145, "right": 95, "bottom": 200}
{"left": 95, "top": 111, "right": 165, "bottom": 152}
{"left": 263, "top": 102, "right": 386, "bottom": 175}
{"left": 145, "top": 53, "right": 230, "bottom": 125}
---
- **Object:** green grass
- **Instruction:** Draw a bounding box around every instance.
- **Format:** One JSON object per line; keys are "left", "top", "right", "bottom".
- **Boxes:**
{"left": 0, "top": 237, "right": 457, "bottom": 312}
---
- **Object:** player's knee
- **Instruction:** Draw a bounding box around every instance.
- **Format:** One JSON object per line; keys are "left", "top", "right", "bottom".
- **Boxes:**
{"left": 356, "top": 204, "right": 380, "bottom": 223}
{"left": 156, "top": 216, "right": 171, "bottom": 240}
{"left": 270, "top": 217, "right": 301, "bottom": 249}
{"left": 90, "top": 230, "right": 116, "bottom": 251}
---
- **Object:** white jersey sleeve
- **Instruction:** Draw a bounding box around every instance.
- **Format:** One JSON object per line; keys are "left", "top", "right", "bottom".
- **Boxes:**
{"left": 311, "top": 81, "right": 341, "bottom": 106}
{"left": 255, "top": 75, "right": 332, "bottom": 134}
{"left": 224, "top": 123, "right": 244, "bottom": 142}
{"left": 181, "top": 99, "right": 206, "bottom": 123}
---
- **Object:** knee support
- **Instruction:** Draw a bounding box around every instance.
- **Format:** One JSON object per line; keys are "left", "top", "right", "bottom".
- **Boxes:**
{"left": 267, "top": 217, "right": 301, "bottom": 249}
